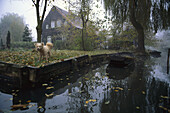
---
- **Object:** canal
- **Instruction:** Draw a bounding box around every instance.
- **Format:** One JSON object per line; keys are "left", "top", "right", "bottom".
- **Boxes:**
{"left": 0, "top": 49, "right": 170, "bottom": 113}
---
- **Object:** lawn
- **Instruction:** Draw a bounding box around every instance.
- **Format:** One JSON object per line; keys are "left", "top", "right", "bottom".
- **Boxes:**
{"left": 0, "top": 49, "right": 117, "bottom": 67}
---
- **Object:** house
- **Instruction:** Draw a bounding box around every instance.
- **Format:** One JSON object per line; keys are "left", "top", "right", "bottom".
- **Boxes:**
{"left": 42, "top": 6, "right": 82, "bottom": 43}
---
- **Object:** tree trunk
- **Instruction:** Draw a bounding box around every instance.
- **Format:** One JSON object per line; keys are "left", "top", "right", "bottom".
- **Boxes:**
{"left": 81, "top": 28, "right": 85, "bottom": 50}
{"left": 129, "top": 0, "right": 145, "bottom": 53}
{"left": 32, "top": 0, "right": 47, "bottom": 43}
{"left": 36, "top": 24, "right": 42, "bottom": 43}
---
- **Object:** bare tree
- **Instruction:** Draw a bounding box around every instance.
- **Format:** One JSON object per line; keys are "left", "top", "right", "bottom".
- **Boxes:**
{"left": 32, "top": 0, "right": 48, "bottom": 42}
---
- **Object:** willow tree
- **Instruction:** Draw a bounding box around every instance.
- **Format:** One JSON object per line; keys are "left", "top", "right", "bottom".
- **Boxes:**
{"left": 104, "top": 0, "right": 169, "bottom": 53}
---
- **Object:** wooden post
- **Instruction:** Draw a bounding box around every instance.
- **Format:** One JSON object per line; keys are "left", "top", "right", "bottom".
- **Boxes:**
{"left": 167, "top": 48, "right": 170, "bottom": 74}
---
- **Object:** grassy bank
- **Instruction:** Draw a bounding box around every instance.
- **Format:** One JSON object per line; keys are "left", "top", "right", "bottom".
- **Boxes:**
{"left": 0, "top": 50, "right": 118, "bottom": 67}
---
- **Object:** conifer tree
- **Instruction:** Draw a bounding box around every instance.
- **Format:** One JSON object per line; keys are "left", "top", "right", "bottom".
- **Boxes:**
{"left": 6, "top": 31, "right": 11, "bottom": 49}
{"left": 23, "top": 25, "right": 32, "bottom": 42}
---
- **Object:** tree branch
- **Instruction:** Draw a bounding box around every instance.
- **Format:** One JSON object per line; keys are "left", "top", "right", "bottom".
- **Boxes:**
{"left": 41, "top": 0, "right": 48, "bottom": 22}
{"left": 32, "top": 0, "right": 36, "bottom": 6}
{"left": 36, "top": 0, "right": 40, "bottom": 24}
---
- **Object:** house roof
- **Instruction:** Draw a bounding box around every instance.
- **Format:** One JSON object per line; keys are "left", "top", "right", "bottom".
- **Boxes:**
{"left": 54, "top": 6, "right": 82, "bottom": 29}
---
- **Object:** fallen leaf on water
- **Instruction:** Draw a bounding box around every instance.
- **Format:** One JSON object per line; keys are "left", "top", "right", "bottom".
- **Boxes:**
{"left": 84, "top": 78, "right": 89, "bottom": 80}
{"left": 136, "top": 106, "right": 140, "bottom": 109}
{"left": 27, "top": 100, "right": 31, "bottom": 103}
{"left": 105, "top": 101, "right": 110, "bottom": 105}
{"left": 46, "top": 86, "right": 54, "bottom": 90}
{"left": 89, "top": 99, "right": 96, "bottom": 102}
{"left": 117, "top": 87, "right": 123, "bottom": 90}
{"left": 11, "top": 104, "right": 29, "bottom": 109}
{"left": 160, "top": 95, "right": 170, "bottom": 99}
{"left": 168, "top": 109, "right": 170, "bottom": 113}
{"left": 66, "top": 78, "right": 69, "bottom": 80}
{"left": 10, "top": 98, "right": 13, "bottom": 100}
{"left": 114, "top": 90, "right": 119, "bottom": 92}
{"left": 45, "top": 92, "right": 54, "bottom": 97}
{"left": 42, "top": 84, "right": 48, "bottom": 86}
{"left": 159, "top": 106, "right": 168, "bottom": 111}
{"left": 85, "top": 99, "right": 96, "bottom": 104}
{"left": 38, "top": 106, "right": 42, "bottom": 109}
{"left": 84, "top": 104, "right": 87, "bottom": 107}
{"left": 142, "top": 91, "right": 146, "bottom": 94}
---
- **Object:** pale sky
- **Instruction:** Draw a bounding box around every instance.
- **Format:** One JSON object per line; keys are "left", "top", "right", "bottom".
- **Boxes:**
{"left": 0, "top": 0, "right": 106, "bottom": 41}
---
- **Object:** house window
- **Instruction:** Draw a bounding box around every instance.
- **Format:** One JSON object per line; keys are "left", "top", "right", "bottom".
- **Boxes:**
{"left": 47, "top": 36, "right": 52, "bottom": 42}
{"left": 46, "top": 24, "right": 49, "bottom": 29}
{"left": 57, "top": 20, "right": 62, "bottom": 27}
{"left": 51, "top": 21, "right": 55, "bottom": 28}
{"left": 64, "top": 21, "right": 67, "bottom": 26}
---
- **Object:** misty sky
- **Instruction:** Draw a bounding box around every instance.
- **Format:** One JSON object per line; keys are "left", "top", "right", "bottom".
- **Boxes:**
{"left": 0, "top": 0, "right": 106, "bottom": 41}
{"left": 0, "top": 0, "right": 72, "bottom": 41}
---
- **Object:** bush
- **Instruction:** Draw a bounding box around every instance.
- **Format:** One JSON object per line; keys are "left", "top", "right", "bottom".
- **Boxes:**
{"left": 53, "top": 40, "right": 66, "bottom": 50}
{"left": 11, "top": 42, "right": 35, "bottom": 49}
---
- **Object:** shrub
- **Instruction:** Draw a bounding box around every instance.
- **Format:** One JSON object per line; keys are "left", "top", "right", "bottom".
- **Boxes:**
{"left": 11, "top": 42, "right": 35, "bottom": 49}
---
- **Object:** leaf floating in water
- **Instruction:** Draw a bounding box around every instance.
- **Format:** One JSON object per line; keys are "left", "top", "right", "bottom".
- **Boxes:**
{"left": 42, "top": 84, "right": 48, "bottom": 86}
{"left": 142, "top": 91, "right": 146, "bottom": 95}
{"left": 160, "top": 95, "right": 170, "bottom": 99}
{"left": 105, "top": 101, "right": 110, "bottom": 105}
{"left": 114, "top": 90, "right": 119, "bottom": 92}
{"left": 85, "top": 99, "right": 97, "bottom": 104}
{"left": 66, "top": 78, "right": 69, "bottom": 80}
{"left": 84, "top": 78, "right": 89, "bottom": 80}
{"left": 136, "top": 106, "right": 140, "bottom": 109}
{"left": 45, "top": 92, "right": 54, "bottom": 97}
{"left": 10, "top": 98, "right": 13, "bottom": 100}
{"left": 46, "top": 86, "right": 54, "bottom": 90}
{"left": 84, "top": 104, "right": 87, "bottom": 107}
{"left": 68, "top": 93, "right": 71, "bottom": 95}
{"left": 117, "top": 87, "right": 123, "bottom": 90}
{"left": 159, "top": 106, "right": 168, "bottom": 111}
{"left": 11, "top": 104, "right": 29, "bottom": 109}
{"left": 89, "top": 99, "right": 96, "bottom": 102}
{"left": 168, "top": 109, "right": 170, "bottom": 113}
{"left": 38, "top": 106, "right": 43, "bottom": 109}
{"left": 27, "top": 100, "right": 31, "bottom": 103}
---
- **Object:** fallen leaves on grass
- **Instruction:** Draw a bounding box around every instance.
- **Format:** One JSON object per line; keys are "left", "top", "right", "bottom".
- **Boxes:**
{"left": 0, "top": 50, "right": 116, "bottom": 67}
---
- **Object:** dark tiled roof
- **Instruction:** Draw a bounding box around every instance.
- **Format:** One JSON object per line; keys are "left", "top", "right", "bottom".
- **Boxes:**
{"left": 54, "top": 6, "right": 82, "bottom": 29}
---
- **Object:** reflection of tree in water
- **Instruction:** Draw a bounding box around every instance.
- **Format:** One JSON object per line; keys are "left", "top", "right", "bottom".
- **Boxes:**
{"left": 1, "top": 59, "right": 169, "bottom": 113}
{"left": 100, "top": 57, "right": 170, "bottom": 113}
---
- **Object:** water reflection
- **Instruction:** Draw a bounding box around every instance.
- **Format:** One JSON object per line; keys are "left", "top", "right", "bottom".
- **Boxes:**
{"left": 0, "top": 57, "right": 170, "bottom": 113}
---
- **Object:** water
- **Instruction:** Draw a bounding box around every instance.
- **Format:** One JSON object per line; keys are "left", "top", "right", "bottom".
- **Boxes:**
{"left": 0, "top": 54, "right": 170, "bottom": 113}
